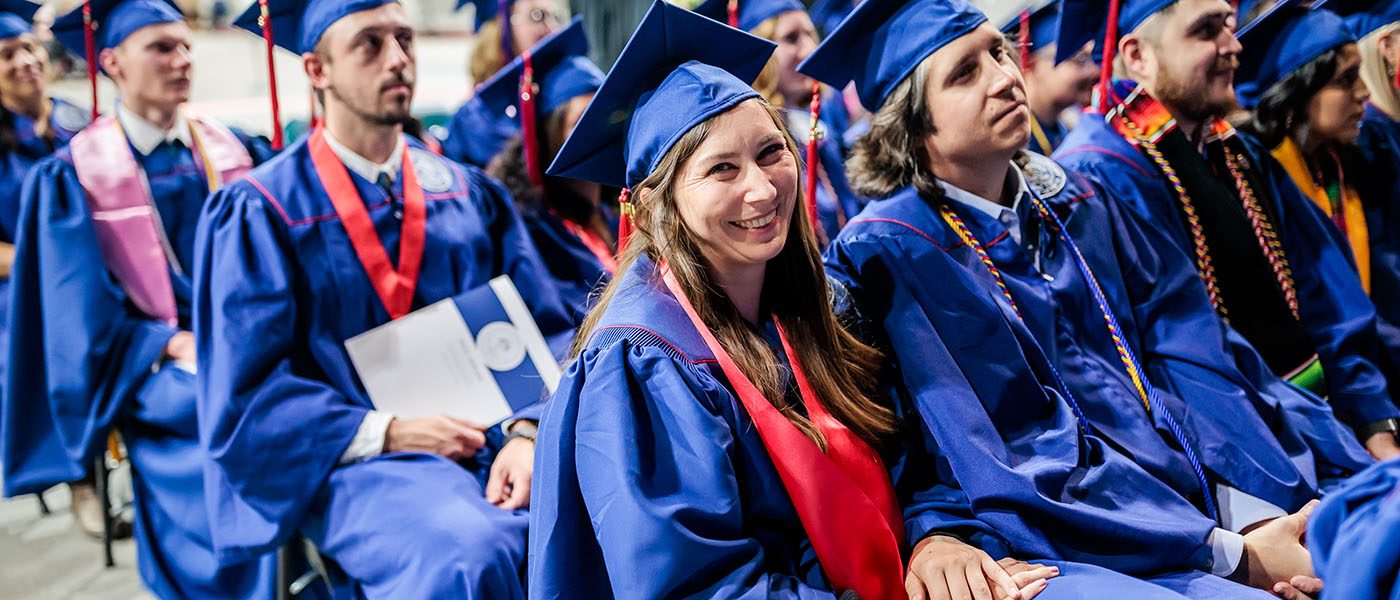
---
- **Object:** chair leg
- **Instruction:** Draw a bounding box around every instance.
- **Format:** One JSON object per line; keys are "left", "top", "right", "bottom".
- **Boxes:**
{"left": 94, "top": 454, "right": 114, "bottom": 568}
{"left": 276, "top": 543, "right": 291, "bottom": 600}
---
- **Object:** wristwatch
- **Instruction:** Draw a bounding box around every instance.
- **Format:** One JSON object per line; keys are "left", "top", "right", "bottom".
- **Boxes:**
{"left": 504, "top": 420, "right": 538, "bottom": 445}
{"left": 1357, "top": 418, "right": 1400, "bottom": 443}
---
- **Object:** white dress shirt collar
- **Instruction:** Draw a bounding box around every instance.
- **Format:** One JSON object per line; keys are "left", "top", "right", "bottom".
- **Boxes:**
{"left": 116, "top": 102, "right": 191, "bottom": 156}
{"left": 322, "top": 130, "right": 405, "bottom": 185}
{"left": 936, "top": 163, "right": 1031, "bottom": 246}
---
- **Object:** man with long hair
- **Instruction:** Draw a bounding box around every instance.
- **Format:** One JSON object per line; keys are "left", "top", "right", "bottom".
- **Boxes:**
{"left": 195, "top": 1, "right": 570, "bottom": 596}
{"left": 805, "top": 0, "right": 1334, "bottom": 595}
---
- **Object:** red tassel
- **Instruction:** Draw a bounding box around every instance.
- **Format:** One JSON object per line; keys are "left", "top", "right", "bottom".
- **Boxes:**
{"left": 1018, "top": 9, "right": 1032, "bottom": 69}
{"left": 1097, "top": 0, "right": 1122, "bottom": 115}
{"left": 727, "top": 0, "right": 739, "bottom": 28}
{"left": 83, "top": 1, "right": 98, "bottom": 120}
{"left": 804, "top": 82, "right": 825, "bottom": 244}
{"left": 258, "top": 0, "right": 284, "bottom": 150}
{"left": 520, "top": 52, "right": 544, "bottom": 189}
{"left": 616, "top": 188, "right": 634, "bottom": 253}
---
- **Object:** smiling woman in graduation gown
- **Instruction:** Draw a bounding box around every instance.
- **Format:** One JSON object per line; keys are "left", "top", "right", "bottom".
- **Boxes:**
{"left": 530, "top": 3, "right": 915, "bottom": 598}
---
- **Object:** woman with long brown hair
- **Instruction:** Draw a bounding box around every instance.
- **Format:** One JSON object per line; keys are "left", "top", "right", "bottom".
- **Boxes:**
{"left": 478, "top": 19, "right": 616, "bottom": 321}
{"left": 528, "top": 2, "right": 919, "bottom": 598}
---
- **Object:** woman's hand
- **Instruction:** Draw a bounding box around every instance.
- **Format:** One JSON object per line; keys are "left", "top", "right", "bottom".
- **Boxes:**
{"left": 905, "top": 535, "right": 1057, "bottom": 600}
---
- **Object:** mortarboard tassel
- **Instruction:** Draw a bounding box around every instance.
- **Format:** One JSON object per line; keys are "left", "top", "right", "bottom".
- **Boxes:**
{"left": 519, "top": 51, "right": 545, "bottom": 189}
{"left": 257, "top": 0, "right": 284, "bottom": 150}
{"left": 616, "top": 187, "right": 634, "bottom": 253}
{"left": 499, "top": 0, "right": 514, "bottom": 60}
{"left": 804, "top": 82, "right": 825, "bottom": 243}
{"left": 1096, "top": 0, "right": 1122, "bottom": 114}
{"left": 83, "top": 1, "right": 98, "bottom": 120}
{"left": 727, "top": 0, "right": 739, "bottom": 28}
{"left": 1018, "top": 9, "right": 1031, "bottom": 69}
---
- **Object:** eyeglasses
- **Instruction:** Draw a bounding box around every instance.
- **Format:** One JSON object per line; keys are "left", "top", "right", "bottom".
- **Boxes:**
{"left": 513, "top": 7, "right": 563, "bottom": 26}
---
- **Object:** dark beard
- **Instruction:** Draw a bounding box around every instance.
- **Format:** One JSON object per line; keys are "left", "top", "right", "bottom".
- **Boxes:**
{"left": 1152, "top": 62, "right": 1240, "bottom": 124}
{"left": 327, "top": 81, "right": 412, "bottom": 126}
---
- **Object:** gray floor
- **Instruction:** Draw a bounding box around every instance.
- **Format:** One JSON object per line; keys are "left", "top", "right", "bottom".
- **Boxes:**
{"left": 0, "top": 485, "right": 152, "bottom": 600}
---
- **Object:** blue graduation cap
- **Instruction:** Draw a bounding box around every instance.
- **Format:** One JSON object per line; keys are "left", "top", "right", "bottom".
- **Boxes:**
{"left": 693, "top": 0, "right": 805, "bottom": 31}
{"left": 1235, "top": 1, "right": 1355, "bottom": 109}
{"left": 796, "top": 0, "right": 987, "bottom": 112}
{"left": 1323, "top": 0, "right": 1400, "bottom": 39}
{"left": 547, "top": 0, "right": 775, "bottom": 191}
{"left": 809, "top": 0, "right": 857, "bottom": 36}
{"left": 233, "top": 0, "right": 398, "bottom": 54}
{"left": 474, "top": 17, "right": 602, "bottom": 119}
{"left": 1055, "top": 0, "right": 1177, "bottom": 65}
{"left": 0, "top": 0, "right": 40, "bottom": 40}
{"left": 1000, "top": 0, "right": 1061, "bottom": 58}
{"left": 51, "top": 0, "right": 183, "bottom": 57}
{"left": 458, "top": 0, "right": 512, "bottom": 31}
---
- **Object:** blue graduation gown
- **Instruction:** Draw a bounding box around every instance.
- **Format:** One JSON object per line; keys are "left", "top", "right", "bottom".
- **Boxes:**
{"left": 442, "top": 95, "right": 518, "bottom": 168}
{"left": 1029, "top": 115, "right": 1068, "bottom": 156}
{"left": 1355, "top": 104, "right": 1400, "bottom": 403}
{"left": 839, "top": 160, "right": 1326, "bottom": 514}
{"left": 521, "top": 204, "right": 616, "bottom": 322}
{"left": 1308, "top": 457, "right": 1400, "bottom": 600}
{"left": 3, "top": 128, "right": 275, "bottom": 598}
{"left": 532, "top": 254, "right": 915, "bottom": 598}
{"left": 194, "top": 134, "right": 571, "bottom": 598}
{"left": 1056, "top": 115, "right": 1400, "bottom": 428}
{"left": 0, "top": 98, "right": 87, "bottom": 415}
{"left": 824, "top": 199, "right": 1275, "bottom": 596}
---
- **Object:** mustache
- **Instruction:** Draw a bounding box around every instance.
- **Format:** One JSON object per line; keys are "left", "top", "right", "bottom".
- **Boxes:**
{"left": 1211, "top": 56, "right": 1240, "bottom": 74}
{"left": 380, "top": 72, "right": 413, "bottom": 91}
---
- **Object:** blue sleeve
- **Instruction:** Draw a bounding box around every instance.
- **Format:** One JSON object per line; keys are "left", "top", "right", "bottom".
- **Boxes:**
{"left": 1, "top": 157, "right": 177, "bottom": 496}
{"left": 193, "top": 182, "right": 368, "bottom": 560}
{"left": 229, "top": 127, "right": 279, "bottom": 166}
{"left": 1259, "top": 150, "right": 1399, "bottom": 426}
{"left": 531, "top": 342, "right": 835, "bottom": 600}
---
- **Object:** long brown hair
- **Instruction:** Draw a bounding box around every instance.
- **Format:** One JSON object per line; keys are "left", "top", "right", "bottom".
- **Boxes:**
{"left": 573, "top": 99, "right": 896, "bottom": 449}
{"left": 469, "top": 20, "right": 508, "bottom": 86}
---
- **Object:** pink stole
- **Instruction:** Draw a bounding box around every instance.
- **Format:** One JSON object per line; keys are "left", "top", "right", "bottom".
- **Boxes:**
{"left": 70, "top": 112, "right": 252, "bottom": 325}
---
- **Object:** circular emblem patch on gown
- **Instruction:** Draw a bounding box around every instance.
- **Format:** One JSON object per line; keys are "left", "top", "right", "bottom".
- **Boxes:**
{"left": 1021, "top": 151, "right": 1067, "bottom": 198}
{"left": 476, "top": 321, "right": 527, "bottom": 372}
{"left": 52, "top": 101, "right": 90, "bottom": 133}
{"left": 410, "top": 148, "right": 454, "bottom": 193}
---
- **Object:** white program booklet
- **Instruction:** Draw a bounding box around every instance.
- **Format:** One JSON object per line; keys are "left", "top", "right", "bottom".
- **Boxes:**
{"left": 344, "top": 276, "right": 561, "bottom": 425}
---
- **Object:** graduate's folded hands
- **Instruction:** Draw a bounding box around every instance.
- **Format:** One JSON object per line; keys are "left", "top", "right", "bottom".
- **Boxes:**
{"left": 384, "top": 415, "right": 487, "bottom": 460}
{"left": 1233, "top": 500, "right": 1321, "bottom": 593}
{"left": 904, "top": 534, "right": 1056, "bottom": 600}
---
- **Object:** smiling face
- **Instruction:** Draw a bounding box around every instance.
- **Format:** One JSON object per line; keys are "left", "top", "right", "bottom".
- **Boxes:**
{"left": 1307, "top": 44, "right": 1369, "bottom": 146}
{"left": 921, "top": 24, "right": 1030, "bottom": 167}
{"left": 0, "top": 33, "right": 49, "bottom": 108}
{"left": 103, "top": 21, "right": 194, "bottom": 111}
{"left": 670, "top": 99, "right": 799, "bottom": 278}
{"left": 309, "top": 3, "right": 416, "bottom": 127}
{"left": 1124, "top": 0, "right": 1241, "bottom": 123}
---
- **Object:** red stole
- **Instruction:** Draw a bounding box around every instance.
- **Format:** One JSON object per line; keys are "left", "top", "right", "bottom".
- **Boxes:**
{"left": 308, "top": 130, "right": 426, "bottom": 320}
{"left": 661, "top": 267, "right": 905, "bottom": 600}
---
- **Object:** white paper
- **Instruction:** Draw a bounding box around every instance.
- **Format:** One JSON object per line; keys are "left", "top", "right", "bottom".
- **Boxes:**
{"left": 345, "top": 299, "right": 514, "bottom": 425}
